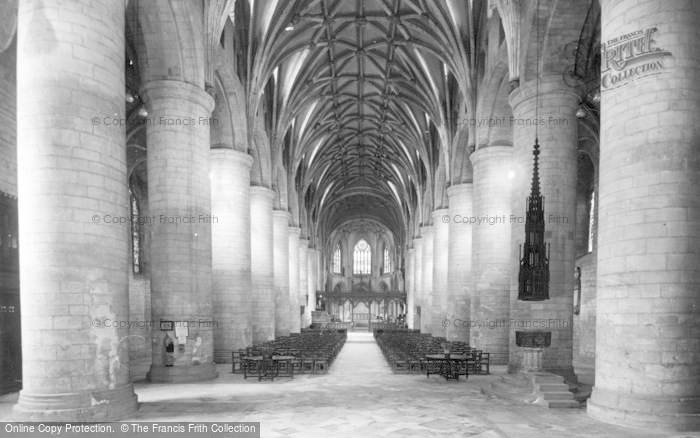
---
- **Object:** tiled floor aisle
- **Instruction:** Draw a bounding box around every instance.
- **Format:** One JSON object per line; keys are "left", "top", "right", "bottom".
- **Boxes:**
{"left": 0, "top": 332, "right": 696, "bottom": 437}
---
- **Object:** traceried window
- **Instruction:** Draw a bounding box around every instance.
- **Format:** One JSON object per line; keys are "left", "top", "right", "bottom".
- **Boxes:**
{"left": 353, "top": 239, "right": 371, "bottom": 275}
{"left": 130, "top": 188, "right": 142, "bottom": 274}
{"left": 587, "top": 191, "right": 595, "bottom": 253}
{"left": 383, "top": 246, "right": 391, "bottom": 274}
{"left": 333, "top": 244, "right": 342, "bottom": 274}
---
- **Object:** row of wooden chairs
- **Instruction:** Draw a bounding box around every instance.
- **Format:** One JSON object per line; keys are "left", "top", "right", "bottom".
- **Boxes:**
{"left": 374, "top": 330, "right": 490, "bottom": 375}
{"left": 231, "top": 330, "right": 346, "bottom": 375}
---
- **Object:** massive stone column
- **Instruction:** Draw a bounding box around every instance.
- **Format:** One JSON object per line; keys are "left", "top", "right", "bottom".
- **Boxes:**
{"left": 307, "top": 247, "right": 318, "bottom": 323}
{"left": 142, "top": 79, "right": 217, "bottom": 382}
{"left": 420, "top": 225, "right": 434, "bottom": 334}
{"left": 588, "top": 1, "right": 700, "bottom": 431}
{"left": 431, "top": 209, "right": 449, "bottom": 337}
{"left": 250, "top": 187, "right": 275, "bottom": 344}
{"left": 508, "top": 76, "right": 578, "bottom": 380}
{"left": 412, "top": 237, "right": 423, "bottom": 330}
{"left": 316, "top": 246, "right": 324, "bottom": 295}
{"left": 14, "top": 0, "right": 137, "bottom": 420}
{"left": 406, "top": 246, "right": 415, "bottom": 329}
{"left": 288, "top": 227, "right": 301, "bottom": 333}
{"left": 470, "top": 147, "right": 513, "bottom": 363}
{"left": 273, "top": 211, "right": 290, "bottom": 337}
{"left": 299, "top": 238, "right": 309, "bottom": 327}
{"left": 446, "top": 184, "right": 473, "bottom": 343}
{"left": 211, "top": 149, "right": 253, "bottom": 359}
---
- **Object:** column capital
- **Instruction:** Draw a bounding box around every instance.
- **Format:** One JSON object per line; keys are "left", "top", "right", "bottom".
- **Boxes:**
{"left": 420, "top": 225, "right": 433, "bottom": 236}
{"left": 508, "top": 74, "right": 581, "bottom": 112}
{"left": 249, "top": 185, "right": 276, "bottom": 200}
{"left": 140, "top": 80, "right": 215, "bottom": 114}
{"left": 431, "top": 209, "right": 449, "bottom": 227}
{"left": 446, "top": 183, "right": 474, "bottom": 199}
{"left": 470, "top": 145, "right": 514, "bottom": 166}
{"left": 299, "top": 237, "right": 310, "bottom": 247}
{"left": 210, "top": 148, "right": 254, "bottom": 168}
{"left": 288, "top": 226, "right": 302, "bottom": 237}
{"left": 273, "top": 209, "right": 291, "bottom": 222}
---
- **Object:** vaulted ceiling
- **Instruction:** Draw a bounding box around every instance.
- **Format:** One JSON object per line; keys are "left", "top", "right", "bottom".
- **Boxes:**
{"left": 250, "top": 0, "right": 482, "bottom": 247}
{"left": 293, "top": 0, "right": 442, "bottom": 241}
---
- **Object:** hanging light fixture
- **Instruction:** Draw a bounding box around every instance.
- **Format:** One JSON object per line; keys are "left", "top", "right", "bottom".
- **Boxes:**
{"left": 125, "top": 91, "right": 135, "bottom": 103}
{"left": 518, "top": 0, "right": 550, "bottom": 301}
{"left": 576, "top": 105, "right": 586, "bottom": 119}
{"left": 137, "top": 106, "right": 148, "bottom": 117}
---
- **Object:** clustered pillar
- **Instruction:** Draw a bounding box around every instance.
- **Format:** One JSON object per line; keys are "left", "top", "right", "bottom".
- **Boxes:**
{"left": 14, "top": 0, "right": 137, "bottom": 420}
{"left": 250, "top": 187, "right": 275, "bottom": 345}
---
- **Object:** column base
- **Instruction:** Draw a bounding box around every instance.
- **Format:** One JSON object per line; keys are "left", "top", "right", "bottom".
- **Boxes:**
{"left": 252, "top": 328, "right": 275, "bottom": 346}
{"left": 508, "top": 363, "right": 578, "bottom": 384}
{"left": 13, "top": 383, "right": 137, "bottom": 422}
{"left": 588, "top": 387, "right": 700, "bottom": 432}
{"left": 147, "top": 363, "right": 219, "bottom": 383}
{"left": 214, "top": 350, "right": 232, "bottom": 364}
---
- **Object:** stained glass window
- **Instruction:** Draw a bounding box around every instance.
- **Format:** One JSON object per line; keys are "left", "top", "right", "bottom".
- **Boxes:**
{"left": 130, "top": 188, "right": 141, "bottom": 274}
{"left": 587, "top": 191, "right": 595, "bottom": 253}
{"left": 353, "top": 239, "right": 371, "bottom": 275}
{"left": 383, "top": 246, "right": 391, "bottom": 274}
{"left": 333, "top": 244, "right": 342, "bottom": 274}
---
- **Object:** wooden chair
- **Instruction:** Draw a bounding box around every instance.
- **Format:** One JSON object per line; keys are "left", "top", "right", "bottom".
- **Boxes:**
{"left": 408, "top": 356, "right": 422, "bottom": 374}
{"left": 231, "top": 351, "right": 243, "bottom": 373}
{"left": 393, "top": 355, "right": 409, "bottom": 374}
{"left": 301, "top": 355, "right": 315, "bottom": 373}
{"left": 476, "top": 352, "right": 490, "bottom": 374}
{"left": 313, "top": 353, "right": 329, "bottom": 373}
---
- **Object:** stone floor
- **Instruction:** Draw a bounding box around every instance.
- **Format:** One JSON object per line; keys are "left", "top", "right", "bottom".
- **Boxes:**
{"left": 1, "top": 332, "right": 698, "bottom": 437}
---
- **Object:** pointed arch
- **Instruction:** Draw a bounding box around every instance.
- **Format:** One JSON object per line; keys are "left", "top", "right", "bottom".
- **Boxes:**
{"left": 135, "top": 0, "right": 205, "bottom": 85}
{"left": 250, "top": 125, "right": 272, "bottom": 187}
{"left": 212, "top": 57, "right": 248, "bottom": 152}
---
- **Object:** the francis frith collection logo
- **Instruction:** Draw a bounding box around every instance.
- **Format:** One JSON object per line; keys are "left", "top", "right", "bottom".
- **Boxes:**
{"left": 600, "top": 27, "right": 672, "bottom": 90}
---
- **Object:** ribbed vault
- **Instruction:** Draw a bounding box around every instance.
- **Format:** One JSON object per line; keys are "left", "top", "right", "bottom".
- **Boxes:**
{"left": 243, "top": 0, "right": 485, "bottom": 248}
